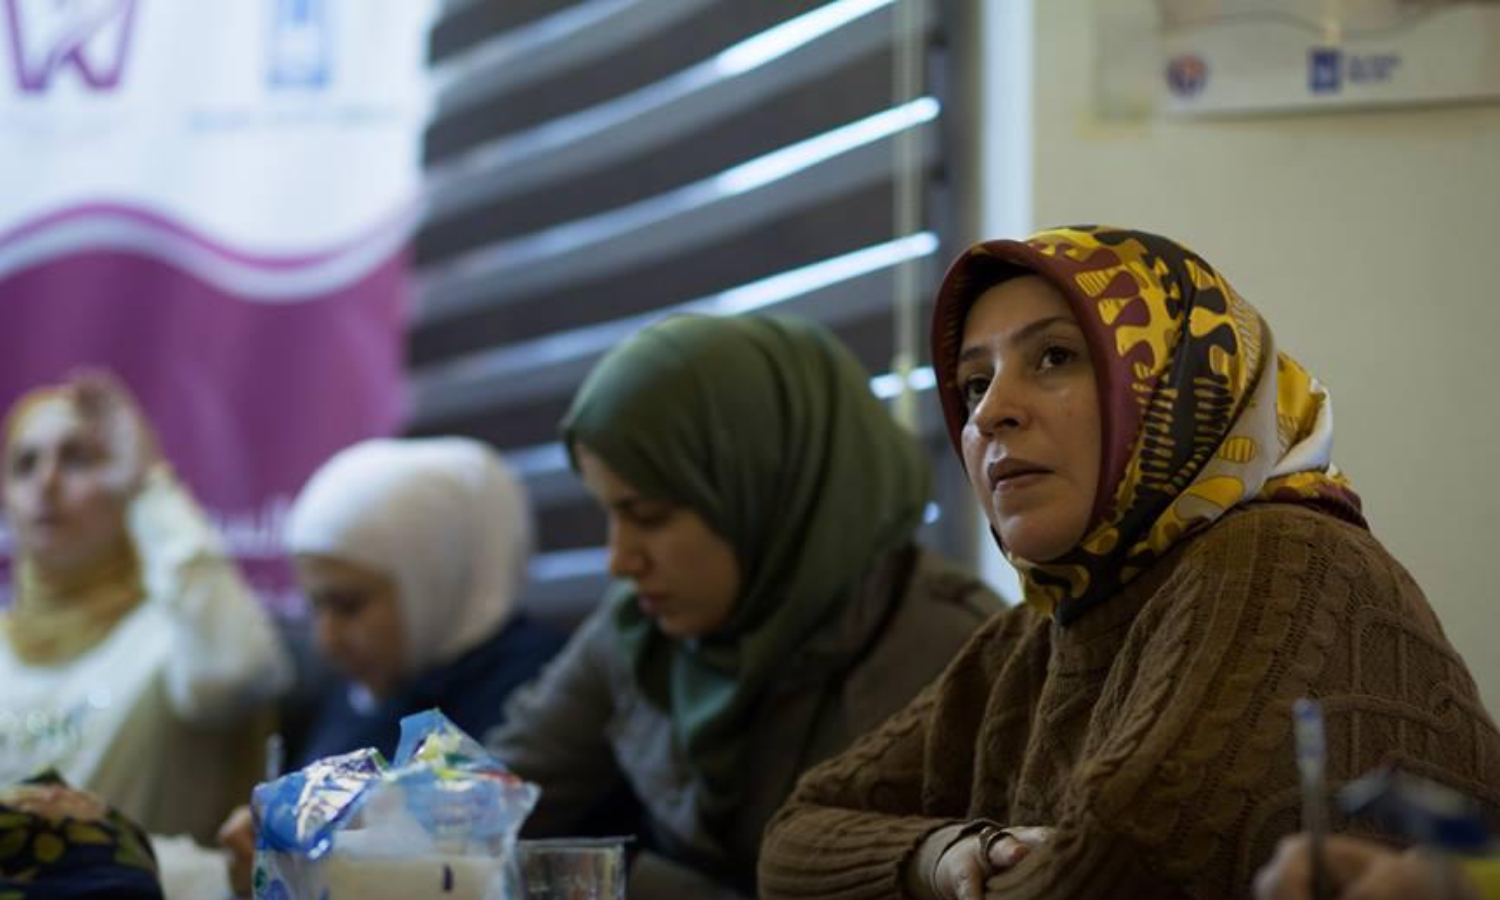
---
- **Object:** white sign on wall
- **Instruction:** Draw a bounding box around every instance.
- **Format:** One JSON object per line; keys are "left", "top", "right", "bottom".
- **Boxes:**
{"left": 1157, "top": 0, "right": 1500, "bottom": 115}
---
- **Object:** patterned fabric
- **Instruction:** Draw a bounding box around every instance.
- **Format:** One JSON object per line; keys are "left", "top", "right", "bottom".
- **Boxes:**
{"left": 931, "top": 225, "right": 1365, "bottom": 623}
{"left": 1462, "top": 856, "right": 1500, "bottom": 899}
{"left": 0, "top": 771, "right": 162, "bottom": 900}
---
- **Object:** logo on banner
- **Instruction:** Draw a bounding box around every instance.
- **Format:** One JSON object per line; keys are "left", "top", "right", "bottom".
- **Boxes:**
{"left": 268, "top": 0, "right": 331, "bottom": 90}
{"left": 2, "top": 0, "right": 138, "bottom": 94}
{"left": 1166, "top": 54, "right": 1208, "bottom": 98}
{"left": 1309, "top": 46, "right": 1342, "bottom": 94}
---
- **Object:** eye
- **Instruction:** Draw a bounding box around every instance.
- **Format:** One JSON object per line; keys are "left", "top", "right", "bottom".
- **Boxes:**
{"left": 960, "top": 373, "right": 990, "bottom": 414}
{"left": 59, "top": 441, "right": 101, "bottom": 471}
{"left": 1037, "top": 345, "right": 1079, "bottom": 371}
{"left": 315, "top": 592, "right": 369, "bottom": 619}
{"left": 628, "top": 505, "right": 675, "bottom": 530}
{"left": 8, "top": 450, "right": 36, "bottom": 478}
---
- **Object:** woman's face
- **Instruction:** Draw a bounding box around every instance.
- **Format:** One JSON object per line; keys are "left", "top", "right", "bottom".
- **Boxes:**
{"left": 575, "top": 444, "right": 741, "bottom": 640}
{"left": 2, "top": 396, "right": 128, "bottom": 574}
{"left": 956, "top": 275, "right": 1102, "bottom": 562}
{"left": 297, "top": 553, "right": 406, "bottom": 698}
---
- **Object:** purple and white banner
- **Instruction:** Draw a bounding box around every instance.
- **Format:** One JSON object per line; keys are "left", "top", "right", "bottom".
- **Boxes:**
{"left": 0, "top": 0, "right": 436, "bottom": 612}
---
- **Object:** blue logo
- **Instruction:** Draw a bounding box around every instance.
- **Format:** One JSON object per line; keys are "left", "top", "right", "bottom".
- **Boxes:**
{"left": 268, "top": 0, "right": 330, "bottom": 90}
{"left": 1309, "top": 47, "right": 1341, "bottom": 94}
{"left": 1166, "top": 54, "right": 1208, "bottom": 98}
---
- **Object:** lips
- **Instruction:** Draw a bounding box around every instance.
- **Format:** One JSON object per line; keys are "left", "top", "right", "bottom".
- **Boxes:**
{"left": 637, "top": 591, "right": 668, "bottom": 615}
{"left": 987, "top": 456, "right": 1052, "bottom": 491}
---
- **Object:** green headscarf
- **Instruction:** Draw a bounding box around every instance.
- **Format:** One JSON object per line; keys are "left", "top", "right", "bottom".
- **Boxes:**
{"left": 561, "top": 314, "right": 930, "bottom": 823}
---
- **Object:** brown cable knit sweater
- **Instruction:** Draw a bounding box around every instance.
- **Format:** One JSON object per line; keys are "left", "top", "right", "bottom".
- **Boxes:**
{"left": 759, "top": 505, "right": 1500, "bottom": 899}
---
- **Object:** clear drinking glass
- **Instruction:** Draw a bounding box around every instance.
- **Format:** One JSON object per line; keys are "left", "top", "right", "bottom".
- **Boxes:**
{"left": 516, "top": 837, "right": 628, "bottom": 900}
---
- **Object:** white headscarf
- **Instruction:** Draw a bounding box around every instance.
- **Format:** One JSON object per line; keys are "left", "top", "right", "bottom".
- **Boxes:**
{"left": 284, "top": 437, "right": 534, "bottom": 675}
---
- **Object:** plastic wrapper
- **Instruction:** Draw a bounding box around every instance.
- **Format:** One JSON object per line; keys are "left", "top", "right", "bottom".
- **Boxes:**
{"left": 251, "top": 710, "right": 540, "bottom": 900}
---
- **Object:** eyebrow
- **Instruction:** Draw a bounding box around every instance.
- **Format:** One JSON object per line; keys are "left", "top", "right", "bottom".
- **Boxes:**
{"left": 958, "top": 315, "right": 1077, "bottom": 365}
{"left": 310, "top": 591, "right": 370, "bottom": 609}
{"left": 611, "top": 496, "right": 662, "bottom": 514}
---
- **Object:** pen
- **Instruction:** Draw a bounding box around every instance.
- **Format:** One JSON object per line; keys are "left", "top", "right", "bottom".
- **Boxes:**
{"left": 1293, "top": 698, "right": 1331, "bottom": 900}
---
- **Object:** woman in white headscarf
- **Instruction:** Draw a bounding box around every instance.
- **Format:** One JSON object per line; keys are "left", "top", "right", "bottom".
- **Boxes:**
{"left": 278, "top": 436, "right": 564, "bottom": 766}
{"left": 219, "top": 436, "right": 566, "bottom": 897}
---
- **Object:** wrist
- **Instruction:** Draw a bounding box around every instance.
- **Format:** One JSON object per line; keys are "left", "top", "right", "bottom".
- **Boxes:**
{"left": 906, "top": 825, "right": 966, "bottom": 900}
{"left": 913, "top": 821, "right": 1006, "bottom": 900}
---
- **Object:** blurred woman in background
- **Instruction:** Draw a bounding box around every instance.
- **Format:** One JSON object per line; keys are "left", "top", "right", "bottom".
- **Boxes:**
{"left": 0, "top": 372, "right": 291, "bottom": 843}
{"left": 277, "top": 435, "right": 564, "bottom": 766}
{"left": 218, "top": 436, "right": 565, "bottom": 897}
{"left": 487, "top": 314, "right": 1001, "bottom": 900}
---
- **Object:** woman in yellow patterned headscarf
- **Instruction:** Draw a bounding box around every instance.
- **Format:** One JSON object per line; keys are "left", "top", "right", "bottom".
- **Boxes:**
{"left": 929, "top": 225, "right": 1365, "bottom": 622}
{"left": 759, "top": 227, "right": 1500, "bottom": 900}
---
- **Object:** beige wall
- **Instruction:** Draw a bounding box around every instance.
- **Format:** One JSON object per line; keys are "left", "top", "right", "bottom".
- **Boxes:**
{"left": 983, "top": 0, "right": 1500, "bottom": 710}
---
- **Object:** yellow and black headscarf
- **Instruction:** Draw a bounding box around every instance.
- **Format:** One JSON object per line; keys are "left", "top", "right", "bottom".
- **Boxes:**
{"left": 932, "top": 225, "right": 1364, "bottom": 624}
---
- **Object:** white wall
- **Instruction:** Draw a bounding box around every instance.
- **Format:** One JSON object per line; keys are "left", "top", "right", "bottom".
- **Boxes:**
{"left": 981, "top": 0, "right": 1500, "bottom": 711}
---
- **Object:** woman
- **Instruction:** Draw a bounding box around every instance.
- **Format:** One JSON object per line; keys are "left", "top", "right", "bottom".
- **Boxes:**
{"left": 485, "top": 315, "right": 1000, "bottom": 900}
{"left": 276, "top": 436, "right": 564, "bottom": 766}
{"left": 220, "top": 437, "right": 563, "bottom": 897}
{"left": 758, "top": 226, "right": 1500, "bottom": 900}
{"left": 0, "top": 373, "right": 291, "bottom": 843}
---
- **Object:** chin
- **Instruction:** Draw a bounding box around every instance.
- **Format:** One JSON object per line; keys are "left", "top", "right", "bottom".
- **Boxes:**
{"left": 996, "top": 525, "right": 1075, "bottom": 564}
{"left": 656, "top": 617, "right": 713, "bottom": 641}
{"left": 27, "top": 547, "right": 84, "bottom": 572}
{"left": 655, "top": 620, "right": 690, "bottom": 640}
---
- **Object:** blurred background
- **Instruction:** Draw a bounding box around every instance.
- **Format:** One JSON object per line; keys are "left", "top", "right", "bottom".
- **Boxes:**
{"left": 2, "top": 0, "right": 1498, "bottom": 709}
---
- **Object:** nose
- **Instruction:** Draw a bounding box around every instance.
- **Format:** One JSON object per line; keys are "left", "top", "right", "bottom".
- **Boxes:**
{"left": 312, "top": 611, "right": 345, "bottom": 662}
{"left": 969, "top": 369, "right": 1029, "bottom": 435}
{"left": 606, "top": 519, "right": 648, "bottom": 580}
{"left": 34, "top": 454, "right": 62, "bottom": 498}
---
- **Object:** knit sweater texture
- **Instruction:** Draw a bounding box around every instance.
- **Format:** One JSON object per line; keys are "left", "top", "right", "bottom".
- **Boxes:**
{"left": 759, "top": 505, "right": 1500, "bottom": 900}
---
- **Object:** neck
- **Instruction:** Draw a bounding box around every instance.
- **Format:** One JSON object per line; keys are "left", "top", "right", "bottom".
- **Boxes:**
{"left": 24, "top": 534, "right": 137, "bottom": 599}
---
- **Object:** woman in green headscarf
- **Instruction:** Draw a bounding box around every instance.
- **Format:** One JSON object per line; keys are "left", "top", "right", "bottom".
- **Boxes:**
{"left": 486, "top": 314, "right": 1000, "bottom": 900}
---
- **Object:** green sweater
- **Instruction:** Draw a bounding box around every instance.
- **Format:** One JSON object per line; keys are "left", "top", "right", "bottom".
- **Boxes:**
{"left": 760, "top": 505, "right": 1500, "bottom": 900}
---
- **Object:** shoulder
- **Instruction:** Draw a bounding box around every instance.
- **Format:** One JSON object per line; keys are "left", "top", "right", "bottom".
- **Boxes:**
{"left": 1179, "top": 504, "right": 1412, "bottom": 588}
{"left": 876, "top": 548, "right": 1041, "bottom": 680}
{"left": 523, "top": 596, "right": 635, "bottom": 693}
{"left": 493, "top": 614, "right": 570, "bottom": 661}
{"left": 1153, "top": 504, "right": 1434, "bottom": 630}
{"left": 873, "top": 548, "right": 1011, "bottom": 668}
{"left": 445, "top": 616, "right": 569, "bottom": 697}
{"left": 902, "top": 548, "right": 1007, "bottom": 624}
{"left": 1187, "top": 502, "right": 1371, "bottom": 551}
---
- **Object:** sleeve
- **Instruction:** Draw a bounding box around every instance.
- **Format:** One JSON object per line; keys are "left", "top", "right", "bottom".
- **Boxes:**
{"left": 127, "top": 466, "right": 293, "bottom": 724}
{"left": 759, "top": 617, "right": 1014, "bottom": 900}
{"left": 484, "top": 604, "right": 631, "bottom": 837}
